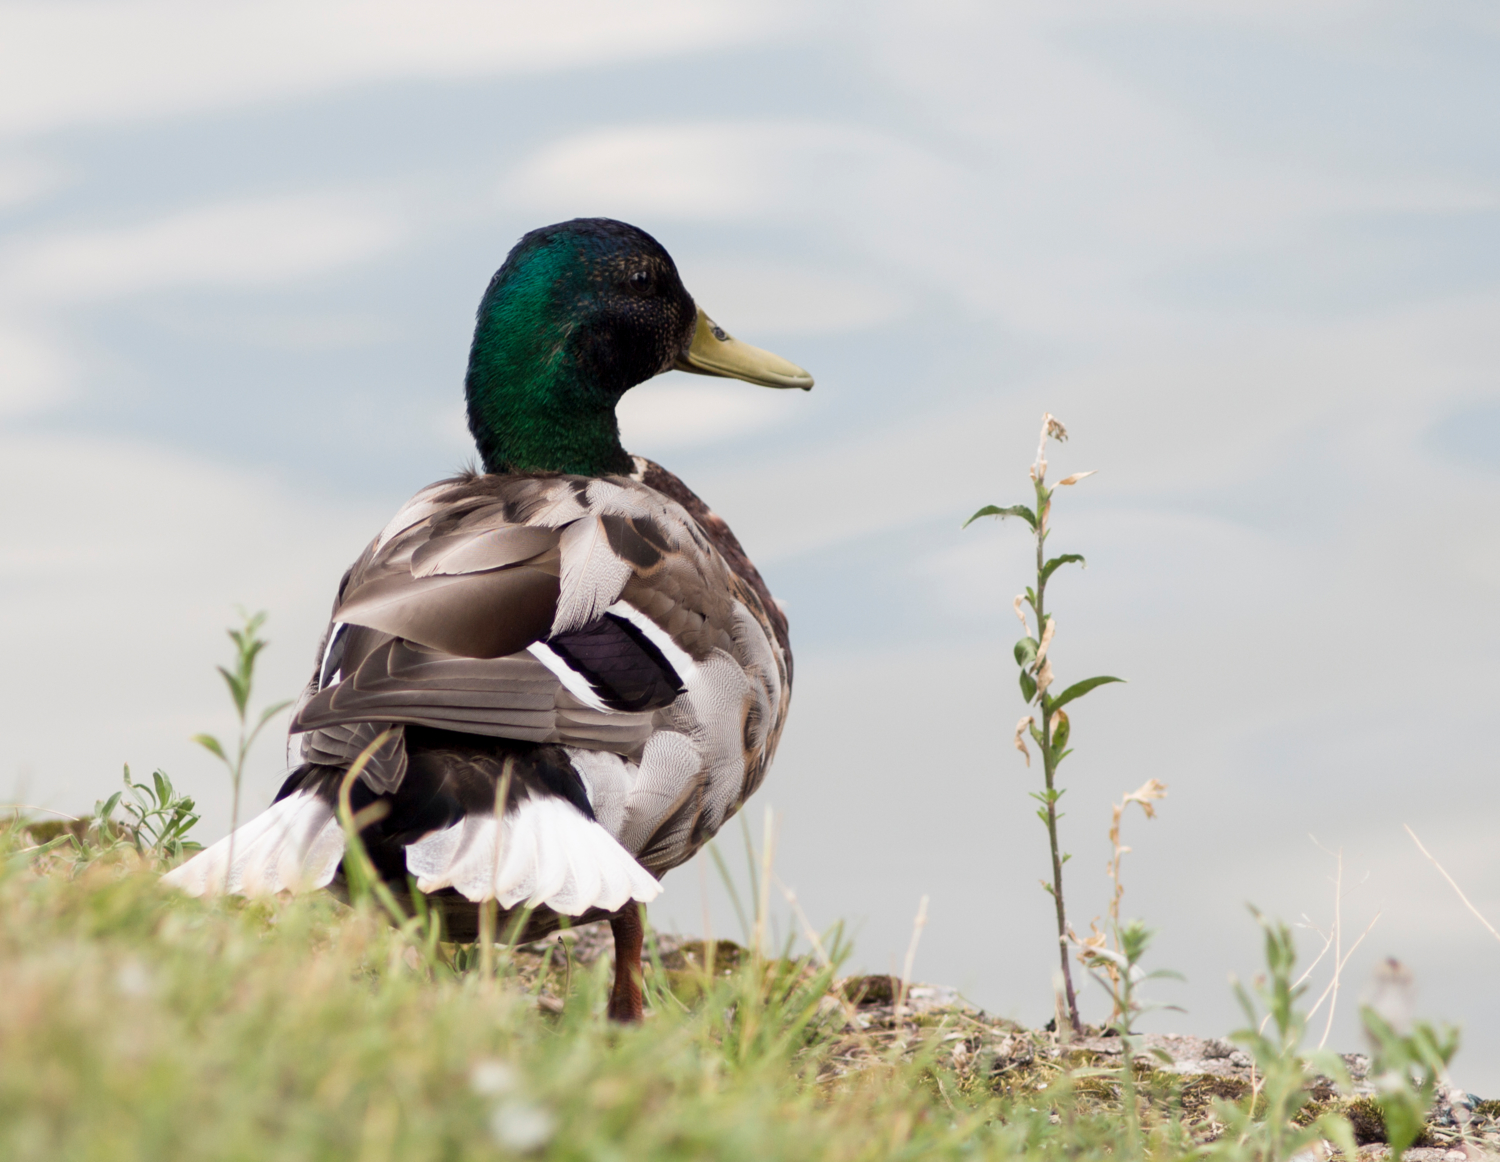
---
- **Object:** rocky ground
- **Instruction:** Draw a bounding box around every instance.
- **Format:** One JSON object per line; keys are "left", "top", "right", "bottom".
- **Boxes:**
{"left": 510, "top": 924, "right": 1499, "bottom": 1159}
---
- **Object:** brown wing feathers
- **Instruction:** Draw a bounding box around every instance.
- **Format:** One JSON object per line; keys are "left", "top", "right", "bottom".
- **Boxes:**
{"left": 409, "top": 524, "right": 557, "bottom": 578}
{"left": 282, "top": 467, "right": 791, "bottom": 884}
{"left": 290, "top": 472, "right": 702, "bottom": 753}
{"left": 333, "top": 565, "right": 560, "bottom": 660}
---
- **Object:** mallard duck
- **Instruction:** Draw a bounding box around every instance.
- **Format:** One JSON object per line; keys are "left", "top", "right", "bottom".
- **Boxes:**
{"left": 164, "top": 218, "right": 811, "bottom": 1020}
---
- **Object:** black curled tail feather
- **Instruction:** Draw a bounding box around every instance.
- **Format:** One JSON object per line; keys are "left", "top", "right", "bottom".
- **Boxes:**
{"left": 280, "top": 730, "right": 597, "bottom": 884}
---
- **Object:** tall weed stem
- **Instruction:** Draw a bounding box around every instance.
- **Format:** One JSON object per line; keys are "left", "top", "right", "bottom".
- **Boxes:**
{"left": 966, "top": 413, "right": 1121, "bottom": 1032}
{"left": 191, "top": 610, "right": 292, "bottom": 890}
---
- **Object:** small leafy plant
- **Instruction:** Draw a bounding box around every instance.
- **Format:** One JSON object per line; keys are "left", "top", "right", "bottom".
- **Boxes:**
{"left": 1205, "top": 912, "right": 1358, "bottom": 1162}
{"left": 1068, "top": 784, "right": 1180, "bottom": 1156}
{"left": 96, "top": 765, "right": 203, "bottom": 863}
{"left": 192, "top": 610, "right": 293, "bottom": 890}
{"left": 1360, "top": 962, "right": 1460, "bottom": 1161}
{"left": 966, "top": 412, "right": 1122, "bottom": 1032}
{"left": 6, "top": 765, "right": 201, "bottom": 868}
{"left": 1072, "top": 919, "right": 1182, "bottom": 1156}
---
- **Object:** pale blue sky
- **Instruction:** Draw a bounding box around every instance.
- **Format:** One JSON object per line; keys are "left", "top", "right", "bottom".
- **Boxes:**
{"left": 2, "top": 1, "right": 1498, "bottom": 1089}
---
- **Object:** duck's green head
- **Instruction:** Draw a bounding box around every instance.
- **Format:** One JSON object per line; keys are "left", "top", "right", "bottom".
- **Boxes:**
{"left": 465, "top": 217, "right": 812, "bottom": 477}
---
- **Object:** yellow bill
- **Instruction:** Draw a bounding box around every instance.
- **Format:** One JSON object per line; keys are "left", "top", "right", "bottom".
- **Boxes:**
{"left": 673, "top": 306, "right": 813, "bottom": 390}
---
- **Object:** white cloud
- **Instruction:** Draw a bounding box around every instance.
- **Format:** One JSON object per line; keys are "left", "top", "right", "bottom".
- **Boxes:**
{"left": 501, "top": 99, "right": 1495, "bottom": 354}
{"left": 432, "top": 402, "right": 476, "bottom": 456}
{"left": 0, "top": 322, "right": 76, "bottom": 416}
{"left": 504, "top": 121, "right": 967, "bottom": 232}
{"left": 152, "top": 310, "right": 396, "bottom": 352}
{"left": 679, "top": 259, "right": 911, "bottom": 336}
{"left": 851, "top": 3, "right": 1500, "bottom": 337}
{"left": 0, "top": 0, "right": 778, "bottom": 139}
{"left": 2, "top": 194, "right": 402, "bottom": 301}
{"left": 0, "top": 193, "right": 401, "bottom": 417}
{"left": 0, "top": 152, "right": 61, "bottom": 211}
{"left": 677, "top": 290, "right": 1500, "bottom": 568}
{"left": 0, "top": 431, "right": 389, "bottom": 830}
{"left": 617, "top": 378, "right": 793, "bottom": 454}
{"left": 508, "top": 124, "right": 772, "bottom": 221}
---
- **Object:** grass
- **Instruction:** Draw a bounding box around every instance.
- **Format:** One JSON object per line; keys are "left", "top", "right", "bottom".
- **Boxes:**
{"left": 0, "top": 827, "right": 1061, "bottom": 1161}
{"left": 3, "top": 819, "right": 1485, "bottom": 1161}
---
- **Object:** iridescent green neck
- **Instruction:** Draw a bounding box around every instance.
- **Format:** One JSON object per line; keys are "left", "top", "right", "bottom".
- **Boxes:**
{"left": 464, "top": 246, "right": 633, "bottom": 478}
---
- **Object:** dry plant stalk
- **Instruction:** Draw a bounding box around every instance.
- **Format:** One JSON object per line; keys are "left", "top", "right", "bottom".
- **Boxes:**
{"left": 893, "top": 894, "right": 930, "bottom": 1021}
{"left": 698, "top": 858, "right": 716, "bottom": 978}
{"left": 775, "top": 875, "right": 830, "bottom": 968}
{"left": 1302, "top": 841, "right": 1380, "bottom": 1049}
{"left": 1108, "top": 778, "right": 1167, "bottom": 931}
{"left": 1264, "top": 840, "right": 1380, "bottom": 1047}
{"left": 752, "top": 805, "right": 776, "bottom": 958}
{"left": 1073, "top": 779, "right": 1167, "bottom": 1020}
{"left": 1405, "top": 824, "right": 1500, "bottom": 944}
{"left": 966, "top": 413, "right": 1123, "bottom": 1033}
{"left": 478, "top": 759, "right": 515, "bottom": 986}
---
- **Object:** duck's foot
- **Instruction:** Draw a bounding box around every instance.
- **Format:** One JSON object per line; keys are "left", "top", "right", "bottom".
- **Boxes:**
{"left": 606, "top": 901, "right": 645, "bottom": 1022}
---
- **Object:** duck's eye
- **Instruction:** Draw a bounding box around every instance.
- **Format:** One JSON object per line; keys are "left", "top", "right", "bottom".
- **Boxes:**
{"left": 628, "top": 269, "right": 652, "bottom": 291}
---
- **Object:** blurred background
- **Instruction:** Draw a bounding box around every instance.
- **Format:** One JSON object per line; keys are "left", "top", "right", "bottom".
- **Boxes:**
{"left": 2, "top": 0, "right": 1497, "bottom": 1088}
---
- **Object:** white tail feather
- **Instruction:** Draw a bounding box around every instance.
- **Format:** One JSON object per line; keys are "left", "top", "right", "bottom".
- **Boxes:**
{"left": 160, "top": 791, "right": 344, "bottom": 897}
{"left": 404, "top": 796, "right": 660, "bottom": 915}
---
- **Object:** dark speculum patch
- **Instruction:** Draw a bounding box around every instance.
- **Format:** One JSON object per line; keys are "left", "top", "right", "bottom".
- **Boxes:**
{"left": 548, "top": 613, "right": 683, "bottom": 712}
